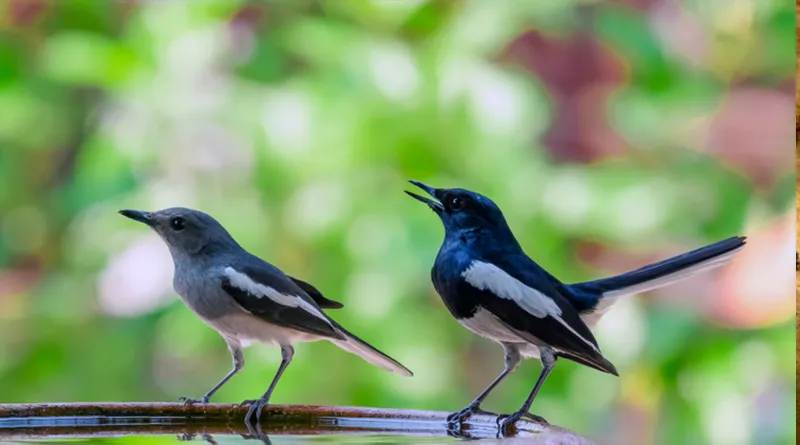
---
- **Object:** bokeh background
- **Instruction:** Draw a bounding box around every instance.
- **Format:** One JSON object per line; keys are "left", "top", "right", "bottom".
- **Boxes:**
{"left": 0, "top": 1, "right": 795, "bottom": 444}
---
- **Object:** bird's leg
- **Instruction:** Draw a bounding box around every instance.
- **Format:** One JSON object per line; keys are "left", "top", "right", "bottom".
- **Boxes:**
{"left": 447, "top": 344, "right": 521, "bottom": 430}
{"left": 181, "top": 339, "right": 244, "bottom": 406}
{"left": 497, "top": 348, "right": 556, "bottom": 436}
{"left": 446, "top": 372, "right": 506, "bottom": 427}
{"left": 243, "top": 345, "right": 294, "bottom": 431}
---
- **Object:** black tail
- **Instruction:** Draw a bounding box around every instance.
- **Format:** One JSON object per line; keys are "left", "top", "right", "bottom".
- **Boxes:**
{"left": 571, "top": 236, "right": 746, "bottom": 298}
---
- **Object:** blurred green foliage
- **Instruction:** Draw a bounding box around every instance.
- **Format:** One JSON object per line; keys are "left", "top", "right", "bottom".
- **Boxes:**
{"left": 0, "top": 1, "right": 794, "bottom": 444}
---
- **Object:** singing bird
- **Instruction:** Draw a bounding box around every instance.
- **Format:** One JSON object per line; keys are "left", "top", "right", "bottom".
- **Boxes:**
{"left": 405, "top": 180, "right": 745, "bottom": 433}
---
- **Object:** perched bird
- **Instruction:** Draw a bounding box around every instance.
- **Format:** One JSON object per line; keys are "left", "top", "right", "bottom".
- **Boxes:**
{"left": 405, "top": 180, "right": 745, "bottom": 434}
{"left": 119, "top": 207, "right": 412, "bottom": 428}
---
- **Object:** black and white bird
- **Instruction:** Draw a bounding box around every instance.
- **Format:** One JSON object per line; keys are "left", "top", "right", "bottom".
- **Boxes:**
{"left": 405, "top": 180, "right": 745, "bottom": 434}
{"left": 119, "top": 207, "right": 412, "bottom": 429}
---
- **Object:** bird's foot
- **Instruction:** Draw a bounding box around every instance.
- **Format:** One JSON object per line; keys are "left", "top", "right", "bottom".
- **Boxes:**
{"left": 179, "top": 396, "right": 209, "bottom": 406}
{"left": 239, "top": 399, "right": 257, "bottom": 407}
{"left": 496, "top": 410, "right": 548, "bottom": 436}
{"left": 243, "top": 397, "right": 270, "bottom": 433}
{"left": 446, "top": 403, "right": 497, "bottom": 430}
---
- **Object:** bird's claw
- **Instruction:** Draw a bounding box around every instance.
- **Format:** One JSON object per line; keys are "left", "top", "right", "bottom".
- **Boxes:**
{"left": 242, "top": 396, "right": 268, "bottom": 439}
{"left": 179, "top": 396, "right": 209, "bottom": 406}
{"left": 496, "top": 411, "right": 548, "bottom": 436}
{"left": 244, "top": 398, "right": 269, "bottom": 433}
{"left": 446, "top": 403, "right": 497, "bottom": 430}
{"left": 244, "top": 404, "right": 272, "bottom": 445}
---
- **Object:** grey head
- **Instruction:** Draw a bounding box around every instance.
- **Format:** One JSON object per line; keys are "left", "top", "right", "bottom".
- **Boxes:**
{"left": 118, "top": 207, "right": 240, "bottom": 258}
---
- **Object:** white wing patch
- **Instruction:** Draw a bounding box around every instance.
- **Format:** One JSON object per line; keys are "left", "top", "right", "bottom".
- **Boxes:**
{"left": 462, "top": 260, "right": 599, "bottom": 352}
{"left": 462, "top": 260, "right": 562, "bottom": 318}
{"left": 224, "top": 267, "right": 327, "bottom": 320}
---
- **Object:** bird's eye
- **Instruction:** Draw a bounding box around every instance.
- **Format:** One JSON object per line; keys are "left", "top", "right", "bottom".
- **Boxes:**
{"left": 449, "top": 196, "right": 465, "bottom": 211}
{"left": 170, "top": 217, "right": 185, "bottom": 231}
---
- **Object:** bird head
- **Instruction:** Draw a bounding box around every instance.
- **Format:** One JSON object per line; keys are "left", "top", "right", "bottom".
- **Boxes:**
{"left": 405, "top": 180, "right": 512, "bottom": 238}
{"left": 119, "top": 207, "right": 238, "bottom": 257}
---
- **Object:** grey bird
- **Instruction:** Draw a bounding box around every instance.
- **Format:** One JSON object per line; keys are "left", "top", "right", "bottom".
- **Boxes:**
{"left": 118, "top": 207, "right": 413, "bottom": 428}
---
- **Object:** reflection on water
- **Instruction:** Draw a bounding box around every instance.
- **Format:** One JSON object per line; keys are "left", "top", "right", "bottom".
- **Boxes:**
{"left": 10, "top": 433, "right": 463, "bottom": 445}
{"left": 0, "top": 403, "right": 593, "bottom": 445}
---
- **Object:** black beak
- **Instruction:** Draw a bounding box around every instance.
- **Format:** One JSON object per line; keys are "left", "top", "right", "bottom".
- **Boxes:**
{"left": 119, "top": 209, "right": 154, "bottom": 226}
{"left": 405, "top": 180, "right": 444, "bottom": 214}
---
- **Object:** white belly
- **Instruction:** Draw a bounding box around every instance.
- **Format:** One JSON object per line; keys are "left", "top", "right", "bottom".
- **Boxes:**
{"left": 458, "top": 308, "right": 524, "bottom": 343}
{"left": 459, "top": 308, "right": 547, "bottom": 360}
{"left": 517, "top": 343, "right": 541, "bottom": 359}
{"left": 206, "top": 312, "right": 324, "bottom": 347}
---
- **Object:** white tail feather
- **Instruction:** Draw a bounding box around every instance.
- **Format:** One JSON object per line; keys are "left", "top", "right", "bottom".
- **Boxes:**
{"left": 330, "top": 333, "right": 413, "bottom": 377}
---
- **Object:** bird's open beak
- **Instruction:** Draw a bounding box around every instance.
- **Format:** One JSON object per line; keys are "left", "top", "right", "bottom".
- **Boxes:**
{"left": 405, "top": 180, "right": 444, "bottom": 215}
{"left": 118, "top": 209, "right": 154, "bottom": 226}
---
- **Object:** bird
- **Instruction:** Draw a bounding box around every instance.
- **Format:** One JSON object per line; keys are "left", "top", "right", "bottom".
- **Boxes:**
{"left": 405, "top": 180, "right": 745, "bottom": 434}
{"left": 118, "top": 207, "right": 412, "bottom": 430}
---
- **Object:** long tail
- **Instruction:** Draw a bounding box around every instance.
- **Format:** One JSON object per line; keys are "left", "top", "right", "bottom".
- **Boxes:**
{"left": 569, "top": 236, "right": 746, "bottom": 325}
{"left": 328, "top": 320, "right": 413, "bottom": 377}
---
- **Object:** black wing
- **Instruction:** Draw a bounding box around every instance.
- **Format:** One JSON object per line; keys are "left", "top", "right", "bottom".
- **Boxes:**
{"left": 221, "top": 259, "right": 344, "bottom": 340}
{"left": 287, "top": 275, "right": 344, "bottom": 309}
{"left": 471, "top": 252, "right": 617, "bottom": 375}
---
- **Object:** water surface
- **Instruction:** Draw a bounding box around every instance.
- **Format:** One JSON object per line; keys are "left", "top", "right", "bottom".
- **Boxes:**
{"left": 0, "top": 403, "right": 592, "bottom": 444}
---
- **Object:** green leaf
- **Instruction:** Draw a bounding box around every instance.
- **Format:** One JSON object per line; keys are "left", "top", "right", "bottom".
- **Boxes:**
{"left": 40, "top": 32, "right": 139, "bottom": 87}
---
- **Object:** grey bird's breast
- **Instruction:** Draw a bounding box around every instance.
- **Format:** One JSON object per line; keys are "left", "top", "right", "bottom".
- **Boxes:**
{"left": 172, "top": 263, "right": 321, "bottom": 346}
{"left": 173, "top": 263, "right": 243, "bottom": 321}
